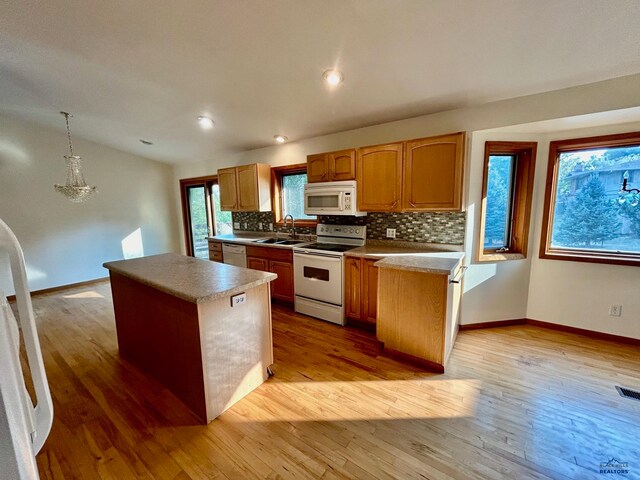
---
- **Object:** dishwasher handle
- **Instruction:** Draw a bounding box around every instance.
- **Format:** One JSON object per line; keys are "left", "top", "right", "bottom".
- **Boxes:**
{"left": 222, "top": 243, "right": 246, "bottom": 253}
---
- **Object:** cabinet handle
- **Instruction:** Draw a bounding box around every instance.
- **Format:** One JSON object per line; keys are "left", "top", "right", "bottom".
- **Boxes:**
{"left": 449, "top": 266, "right": 467, "bottom": 284}
{"left": 390, "top": 200, "right": 399, "bottom": 209}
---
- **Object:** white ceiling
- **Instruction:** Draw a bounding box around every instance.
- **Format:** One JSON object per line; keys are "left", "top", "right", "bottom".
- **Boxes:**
{"left": 1, "top": 0, "right": 640, "bottom": 165}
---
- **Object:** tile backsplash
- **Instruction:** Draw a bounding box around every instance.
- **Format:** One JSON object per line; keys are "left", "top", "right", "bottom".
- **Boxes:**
{"left": 231, "top": 212, "right": 316, "bottom": 235}
{"left": 232, "top": 211, "right": 466, "bottom": 244}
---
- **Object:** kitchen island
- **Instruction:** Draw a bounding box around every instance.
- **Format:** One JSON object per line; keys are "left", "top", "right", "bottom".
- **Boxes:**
{"left": 103, "top": 253, "right": 277, "bottom": 424}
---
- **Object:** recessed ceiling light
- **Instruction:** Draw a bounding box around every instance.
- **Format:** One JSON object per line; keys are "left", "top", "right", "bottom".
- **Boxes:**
{"left": 197, "top": 116, "right": 214, "bottom": 130}
{"left": 274, "top": 135, "right": 288, "bottom": 144}
{"left": 322, "top": 69, "right": 344, "bottom": 86}
{"left": 139, "top": 139, "right": 153, "bottom": 145}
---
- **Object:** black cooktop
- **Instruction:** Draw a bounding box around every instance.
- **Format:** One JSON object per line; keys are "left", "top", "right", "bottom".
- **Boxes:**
{"left": 298, "top": 243, "right": 356, "bottom": 253}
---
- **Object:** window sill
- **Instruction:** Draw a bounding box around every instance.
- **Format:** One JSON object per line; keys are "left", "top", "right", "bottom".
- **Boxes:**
{"left": 478, "top": 252, "right": 526, "bottom": 262}
{"left": 540, "top": 249, "right": 640, "bottom": 267}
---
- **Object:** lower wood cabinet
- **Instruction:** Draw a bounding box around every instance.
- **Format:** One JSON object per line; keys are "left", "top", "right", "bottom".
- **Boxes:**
{"left": 344, "top": 256, "right": 378, "bottom": 328}
{"left": 208, "top": 240, "right": 223, "bottom": 263}
{"left": 246, "top": 246, "right": 294, "bottom": 303}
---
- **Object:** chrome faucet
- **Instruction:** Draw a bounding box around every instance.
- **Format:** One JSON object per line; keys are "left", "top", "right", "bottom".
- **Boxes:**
{"left": 283, "top": 214, "right": 296, "bottom": 239}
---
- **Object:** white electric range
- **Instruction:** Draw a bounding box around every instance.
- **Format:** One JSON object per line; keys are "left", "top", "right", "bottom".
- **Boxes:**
{"left": 293, "top": 224, "right": 366, "bottom": 325}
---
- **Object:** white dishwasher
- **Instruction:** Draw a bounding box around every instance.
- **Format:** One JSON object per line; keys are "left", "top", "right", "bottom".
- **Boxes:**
{"left": 222, "top": 243, "right": 247, "bottom": 268}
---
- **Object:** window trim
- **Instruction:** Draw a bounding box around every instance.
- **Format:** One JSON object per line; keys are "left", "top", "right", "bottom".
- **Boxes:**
{"left": 478, "top": 141, "right": 537, "bottom": 262}
{"left": 270, "top": 163, "right": 318, "bottom": 227}
{"left": 540, "top": 131, "right": 640, "bottom": 267}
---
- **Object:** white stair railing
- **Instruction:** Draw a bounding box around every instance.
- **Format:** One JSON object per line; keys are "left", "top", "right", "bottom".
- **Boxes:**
{"left": 0, "top": 218, "right": 53, "bottom": 479}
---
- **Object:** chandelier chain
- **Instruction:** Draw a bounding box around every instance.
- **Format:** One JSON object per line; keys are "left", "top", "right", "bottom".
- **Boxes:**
{"left": 62, "top": 111, "right": 74, "bottom": 157}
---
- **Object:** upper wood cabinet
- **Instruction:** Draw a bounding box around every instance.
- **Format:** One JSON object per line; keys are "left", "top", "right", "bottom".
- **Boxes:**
{"left": 403, "top": 133, "right": 465, "bottom": 211}
{"left": 356, "top": 143, "right": 403, "bottom": 212}
{"left": 217, "top": 163, "right": 271, "bottom": 212}
{"left": 307, "top": 149, "right": 356, "bottom": 183}
{"left": 218, "top": 167, "right": 238, "bottom": 211}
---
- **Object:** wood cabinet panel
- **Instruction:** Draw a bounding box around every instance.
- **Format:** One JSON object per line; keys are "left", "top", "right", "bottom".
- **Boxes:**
{"left": 247, "top": 257, "right": 269, "bottom": 272}
{"left": 307, "top": 153, "right": 329, "bottom": 183}
{"left": 328, "top": 149, "right": 356, "bottom": 181}
{"left": 245, "top": 245, "right": 293, "bottom": 263}
{"left": 209, "top": 251, "right": 223, "bottom": 263}
{"left": 403, "top": 133, "right": 465, "bottom": 211}
{"left": 344, "top": 257, "right": 362, "bottom": 320}
{"left": 247, "top": 246, "right": 294, "bottom": 303}
{"left": 269, "top": 261, "right": 294, "bottom": 302}
{"left": 236, "top": 164, "right": 259, "bottom": 211}
{"left": 356, "top": 143, "right": 403, "bottom": 212}
{"left": 218, "top": 168, "right": 237, "bottom": 211}
{"left": 362, "top": 259, "right": 378, "bottom": 324}
{"left": 377, "top": 268, "right": 448, "bottom": 370}
{"left": 217, "top": 164, "right": 271, "bottom": 212}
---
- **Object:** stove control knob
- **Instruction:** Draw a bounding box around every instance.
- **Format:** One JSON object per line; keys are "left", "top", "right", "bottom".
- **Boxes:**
{"left": 355, "top": 229, "right": 360, "bottom": 234}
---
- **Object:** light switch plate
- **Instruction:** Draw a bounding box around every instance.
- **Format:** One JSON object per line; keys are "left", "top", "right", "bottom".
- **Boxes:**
{"left": 386, "top": 228, "right": 396, "bottom": 239}
{"left": 231, "top": 293, "right": 247, "bottom": 307}
{"left": 233, "top": 222, "right": 240, "bottom": 229}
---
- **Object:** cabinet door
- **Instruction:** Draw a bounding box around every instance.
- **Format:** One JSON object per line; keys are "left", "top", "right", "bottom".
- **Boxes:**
{"left": 328, "top": 149, "right": 356, "bottom": 181}
{"left": 247, "top": 257, "right": 269, "bottom": 272}
{"left": 269, "top": 261, "right": 294, "bottom": 302}
{"left": 217, "top": 167, "right": 238, "bottom": 211}
{"left": 356, "top": 143, "right": 403, "bottom": 211}
{"left": 307, "top": 153, "right": 329, "bottom": 183}
{"left": 403, "top": 133, "right": 465, "bottom": 211}
{"left": 362, "top": 259, "right": 378, "bottom": 324}
{"left": 344, "top": 257, "right": 362, "bottom": 320}
{"left": 236, "top": 164, "right": 259, "bottom": 211}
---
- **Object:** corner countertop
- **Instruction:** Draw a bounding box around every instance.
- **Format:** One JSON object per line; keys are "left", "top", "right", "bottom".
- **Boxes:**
{"left": 103, "top": 253, "right": 277, "bottom": 304}
{"left": 374, "top": 252, "right": 465, "bottom": 276}
{"left": 344, "top": 240, "right": 465, "bottom": 276}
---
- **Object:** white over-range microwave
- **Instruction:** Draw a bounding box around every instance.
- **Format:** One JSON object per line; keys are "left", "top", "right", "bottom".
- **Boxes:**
{"left": 303, "top": 180, "right": 367, "bottom": 216}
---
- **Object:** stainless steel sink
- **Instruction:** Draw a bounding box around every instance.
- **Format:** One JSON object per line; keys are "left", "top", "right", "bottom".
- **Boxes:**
{"left": 253, "top": 238, "right": 282, "bottom": 244}
{"left": 252, "top": 238, "right": 306, "bottom": 245}
{"left": 275, "top": 240, "right": 306, "bottom": 245}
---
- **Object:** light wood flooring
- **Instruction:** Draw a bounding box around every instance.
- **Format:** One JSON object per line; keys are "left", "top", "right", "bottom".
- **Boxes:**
{"left": 17, "top": 281, "right": 640, "bottom": 479}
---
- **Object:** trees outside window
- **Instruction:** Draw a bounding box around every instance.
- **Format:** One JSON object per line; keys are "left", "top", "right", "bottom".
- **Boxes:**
{"left": 540, "top": 132, "right": 640, "bottom": 266}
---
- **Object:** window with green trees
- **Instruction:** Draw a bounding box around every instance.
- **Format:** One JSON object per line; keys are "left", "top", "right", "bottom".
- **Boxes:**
{"left": 479, "top": 141, "right": 537, "bottom": 261}
{"left": 541, "top": 132, "right": 640, "bottom": 266}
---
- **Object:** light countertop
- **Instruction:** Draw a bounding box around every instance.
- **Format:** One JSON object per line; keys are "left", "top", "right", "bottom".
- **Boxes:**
{"left": 374, "top": 252, "right": 465, "bottom": 276}
{"left": 103, "top": 253, "right": 277, "bottom": 304}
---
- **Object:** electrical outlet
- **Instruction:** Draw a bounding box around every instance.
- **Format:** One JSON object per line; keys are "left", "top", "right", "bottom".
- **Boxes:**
{"left": 243, "top": 222, "right": 248, "bottom": 229}
{"left": 269, "top": 223, "right": 274, "bottom": 231}
{"left": 258, "top": 222, "right": 263, "bottom": 230}
{"left": 386, "top": 228, "right": 396, "bottom": 239}
{"left": 609, "top": 304, "right": 622, "bottom": 317}
{"left": 230, "top": 293, "right": 247, "bottom": 307}
{"left": 233, "top": 222, "right": 240, "bottom": 229}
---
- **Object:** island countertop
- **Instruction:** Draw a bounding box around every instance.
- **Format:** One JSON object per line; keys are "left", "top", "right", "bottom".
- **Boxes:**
{"left": 103, "top": 253, "right": 277, "bottom": 304}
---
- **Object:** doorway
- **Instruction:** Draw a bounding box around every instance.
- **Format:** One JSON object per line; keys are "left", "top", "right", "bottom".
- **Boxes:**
{"left": 179, "top": 176, "right": 232, "bottom": 259}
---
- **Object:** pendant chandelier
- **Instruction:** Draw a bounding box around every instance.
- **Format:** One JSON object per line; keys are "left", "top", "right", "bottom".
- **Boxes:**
{"left": 54, "top": 111, "right": 97, "bottom": 203}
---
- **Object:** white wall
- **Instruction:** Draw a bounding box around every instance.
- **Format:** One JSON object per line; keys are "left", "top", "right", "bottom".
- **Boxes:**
{"left": 526, "top": 122, "right": 640, "bottom": 339}
{"left": 0, "top": 113, "right": 180, "bottom": 296}
{"left": 462, "top": 131, "right": 543, "bottom": 324}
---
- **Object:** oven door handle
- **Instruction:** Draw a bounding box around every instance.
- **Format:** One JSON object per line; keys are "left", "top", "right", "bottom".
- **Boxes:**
{"left": 294, "top": 252, "right": 343, "bottom": 262}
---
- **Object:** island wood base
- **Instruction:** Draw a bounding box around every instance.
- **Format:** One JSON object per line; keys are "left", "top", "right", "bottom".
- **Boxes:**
{"left": 108, "top": 272, "right": 273, "bottom": 424}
